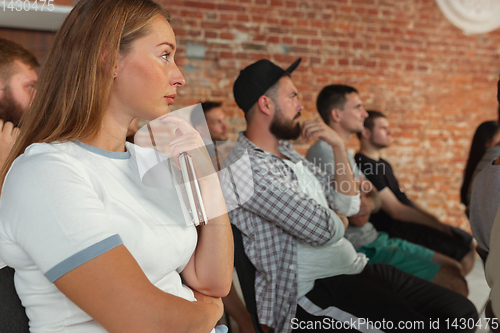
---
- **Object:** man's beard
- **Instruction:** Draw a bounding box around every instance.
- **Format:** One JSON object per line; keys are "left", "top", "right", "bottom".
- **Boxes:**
{"left": 0, "top": 85, "right": 23, "bottom": 127}
{"left": 269, "top": 104, "right": 301, "bottom": 140}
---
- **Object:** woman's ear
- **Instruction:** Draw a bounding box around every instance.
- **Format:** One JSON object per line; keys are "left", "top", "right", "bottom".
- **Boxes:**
{"left": 100, "top": 44, "right": 119, "bottom": 79}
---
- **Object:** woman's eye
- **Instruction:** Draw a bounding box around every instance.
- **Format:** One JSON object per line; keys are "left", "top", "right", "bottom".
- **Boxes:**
{"left": 162, "top": 52, "right": 171, "bottom": 62}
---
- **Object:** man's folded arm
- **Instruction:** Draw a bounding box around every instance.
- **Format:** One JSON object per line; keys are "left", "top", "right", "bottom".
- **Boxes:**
{"left": 239, "top": 168, "right": 346, "bottom": 246}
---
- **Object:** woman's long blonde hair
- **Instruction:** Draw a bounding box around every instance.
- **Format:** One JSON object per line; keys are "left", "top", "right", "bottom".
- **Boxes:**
{"left": 0, "top": 0, "right": 170, "bottom": 190}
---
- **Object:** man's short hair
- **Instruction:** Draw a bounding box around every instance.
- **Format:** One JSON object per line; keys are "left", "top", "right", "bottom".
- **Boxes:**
{"left": 357, "top": 110, "right": 387, "bottom": 139}
{"left": 316, "top": 84, "right": 358, "bottom": 125}
{"left": 0, "top": 38, "right": 39, "bottom": 82}
{"left": 191, "top": 101, "right": 223, "bottom": 127}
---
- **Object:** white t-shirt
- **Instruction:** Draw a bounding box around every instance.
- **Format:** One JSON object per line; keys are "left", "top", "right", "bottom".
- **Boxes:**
{"left": 283, "top": 160, "right": 367, "bottom": 298}
{"left": 0, "top": 141, "right": 199, "bottom": 332}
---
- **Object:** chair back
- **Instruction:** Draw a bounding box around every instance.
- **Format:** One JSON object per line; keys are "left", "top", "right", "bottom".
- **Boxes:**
{"left": 476, "top": 245, "right": 489, "bottom": 266}
{"left": 231, "top": 224, "right": 265, "bottom": 333}
{"left": 0, "top": 266, "right": 29, "bottom": 332}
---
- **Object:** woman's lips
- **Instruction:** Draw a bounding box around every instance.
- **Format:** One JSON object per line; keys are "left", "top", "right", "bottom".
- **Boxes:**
{"left": 165, "top": 94, "right": 176, "bottom": 105}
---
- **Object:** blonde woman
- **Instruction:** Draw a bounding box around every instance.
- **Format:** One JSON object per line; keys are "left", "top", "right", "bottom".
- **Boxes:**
{"left": 0, "top": 0, "right": 233, "bottom": 332}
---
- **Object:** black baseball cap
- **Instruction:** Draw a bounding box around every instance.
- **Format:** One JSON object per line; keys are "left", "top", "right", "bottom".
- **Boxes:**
{"left": 233, "top": 58, "right": 301, "bottom": 113}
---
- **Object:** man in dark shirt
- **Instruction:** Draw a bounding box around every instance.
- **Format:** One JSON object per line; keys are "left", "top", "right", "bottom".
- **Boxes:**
{"left": 356, "top": 110, "right": 475, "bottom": 275}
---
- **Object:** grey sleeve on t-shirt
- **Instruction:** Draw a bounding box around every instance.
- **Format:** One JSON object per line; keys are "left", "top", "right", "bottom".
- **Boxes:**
{"left": 306, "top": 140, "right": 378, "bottom": 249}
{"left": 306, "top": 140, "right": 365, "bottom": 181}
{"left": 305, "top": 140, "right": 336, "bottom": 175}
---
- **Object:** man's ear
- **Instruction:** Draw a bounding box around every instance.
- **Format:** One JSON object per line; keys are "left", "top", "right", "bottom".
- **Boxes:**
{"left": 330, "top": 108, "right": 342, "bottom": 123}
{"left": 194, "top": 124, "right": 208, "bottom": 136}
{"left": 361, "top": 127, "right": 371, "bottom": 140}
{"left": 257, "top": 95, "right": 272, "bottom": 116}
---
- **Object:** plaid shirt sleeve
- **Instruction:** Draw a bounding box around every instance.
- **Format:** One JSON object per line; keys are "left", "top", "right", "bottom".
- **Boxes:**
{"left": 237, "top": 150, "right": 346, "bottom": 246}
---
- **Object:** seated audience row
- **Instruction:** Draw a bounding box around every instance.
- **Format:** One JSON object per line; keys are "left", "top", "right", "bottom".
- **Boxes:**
{"left": 221, "top": 58, "right": 478, "bottom": 332}
{"left": 0, "top": 4, "right": 487, "bottom": 331}
{"left": 306, "top": 85, "right": 468, "bottom": 295}
{"left": 354, "top": 111, "right": 475, "bottom": 275}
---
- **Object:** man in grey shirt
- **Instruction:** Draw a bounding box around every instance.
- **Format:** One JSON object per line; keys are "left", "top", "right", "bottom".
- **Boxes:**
{"left": 306, "top": 84, "right": 468, "bottom": 295}
{"left": 470, "top": 145, "right": 500, "bottom": 252}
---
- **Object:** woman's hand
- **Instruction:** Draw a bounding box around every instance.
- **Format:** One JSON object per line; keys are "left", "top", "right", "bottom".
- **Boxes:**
{"left": 192, "top": 289, "right": 224, "bottom": 321}
{"left": 161, "top": 114, "right": 216, "bottom": 179}
{"left": 162, "top": 114, "right": 233, "bottom": 297}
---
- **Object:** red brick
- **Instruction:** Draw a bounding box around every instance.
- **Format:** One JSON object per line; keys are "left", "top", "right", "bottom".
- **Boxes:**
{"left": 311, "top": 39, "right": 323, "bottom": 46}
{"left": 180, "top": 10, "right": 204, "bottom": 19}
{"left": 201, "top": 22, "right": 230, "bottom": 30}
{"left": 352, "top": 0, "right": 375, "bottom": 4}
{"left": 354, "top": 7, "right": 366, "bottom": 15}
{"left": 220, "top": 32, "right": 235, "bottom": 40}
{"left": 174, "top": 28, "right": 188, "bottom": 36}
{"left": 290, "top": 46, "right": 309, "bottom": 53}
{"left": 236, "top": 14, "right": 250, "bottom": 22}
{"left": 310, "top": 57, "right": 321, "bottom": 65}
{"left": 184, "top": 1, "right": 216, "bottom": 10}
{"left": 297, "top": 19, "right": 309, "bottom": 28}
{"left": 216, "top": 4, "right": 246, "bottom": 12}
{"left": 204, "top": 30, "right": 218, "bottom": 38}
{"left": 220, "top": 52, "right": 234, "bottom": 59}
{"left": 251, "top": 15, "right": 266, "bottom": 23}
{"left": 267, "top": 36, "right": 280, "bottom": 43}
{"left": 269, "top": 27, "right": 290, "bottom": 34}
{"left": 220, "top": 13, "right": 235, "bottom": 21}
{"left": 339, "top": 6, "right": 352, "bottom": 14}
{"left": 188, "top": 30, "right": 202, "bottom": 37}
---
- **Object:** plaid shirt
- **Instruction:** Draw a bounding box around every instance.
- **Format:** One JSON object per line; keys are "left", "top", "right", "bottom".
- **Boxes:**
{"left": 222, "top": 133, "right": 349, "bottom": 333}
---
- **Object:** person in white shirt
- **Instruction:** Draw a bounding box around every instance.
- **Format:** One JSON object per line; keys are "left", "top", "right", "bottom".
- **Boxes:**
{"left": 0, "top": 1, "right": 232, "bottom": 332}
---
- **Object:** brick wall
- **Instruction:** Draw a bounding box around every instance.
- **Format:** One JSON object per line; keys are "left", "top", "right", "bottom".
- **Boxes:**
{"left": 2, "top": 0, "right": 499, "bottom": 229}
{"left": 161, "top": 0, "right": 500, "bottom": 230}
